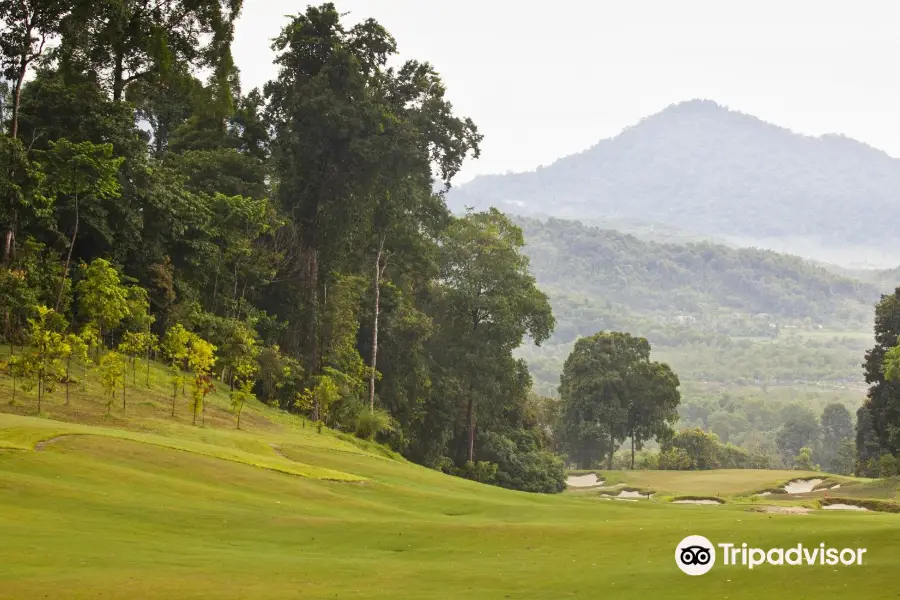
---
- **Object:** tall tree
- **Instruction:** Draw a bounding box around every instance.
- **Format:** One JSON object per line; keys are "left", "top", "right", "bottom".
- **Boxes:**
{"left": 59, "top": 0, "right": 242, "bottom": 102}
{"left": 37, "top": 139, "right": 124, "bottom": 309}
{"left": 857, "top": 289, "right": 900, "bottom": 463}
{"left": 625, "top": 360, "right": 681, "bottom": 469}
{"left": 776, "top": 408, "right": 820, "bottom": 466}
{"left": 264, "top": 3, "right": 479, "bottom": 380}
{"left": 820, "top": 402, "right": 853, "bottom": 472}
{"left": 0, "top": 0, "right": 69, "bottom": 138}
{"left": 0, "top": 133, "right": 48, "bottom": 264}
{"left": 559, "top": 331, "right": 680, "bottom": 469}
{"left": 435, "top": 209, "right": 553, "bottom": 463}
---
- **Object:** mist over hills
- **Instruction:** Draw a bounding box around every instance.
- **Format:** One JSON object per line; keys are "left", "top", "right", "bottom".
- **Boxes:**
{"left": 449, "top": 100, "right": 900, "bottom": 267}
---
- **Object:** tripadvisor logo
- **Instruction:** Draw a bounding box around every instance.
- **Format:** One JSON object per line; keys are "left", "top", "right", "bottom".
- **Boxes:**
{"left": 675, "top": 535, "right": 867, "bottom": 575}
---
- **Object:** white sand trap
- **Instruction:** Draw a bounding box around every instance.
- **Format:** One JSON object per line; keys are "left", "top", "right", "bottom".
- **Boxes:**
{"left": 757, "top": 506, "right": 811, "bottom": 515}
{"left": 830, "top": 484, "right": 841, "bottom": 490}
{"left": 783, "top": 479, "right": 823, "bottom": 494}
{"left": 823, "top": 503, "right": 868, "bottom": 511}
{"left": 617, "top": 489, "right": 648, "bottom": 499}
{"left": 566, "top": 473, "right": 605, "bottom": 487}
{"left": 673, "top": 500, "right": 722, "bottom": 505}
{"left": 754, "top": 491, "right": 772, "bottom": 497}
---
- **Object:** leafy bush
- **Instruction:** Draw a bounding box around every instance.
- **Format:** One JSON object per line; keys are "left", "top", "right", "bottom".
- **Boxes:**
{"left": 445, "top": 460, "right": 498, "bottom": 485}
{"left": 476, "top": 431, "right": 566, "bottom": 493}
{"left": 878, "top": 454, "right": 898, "bottom": 478}
{"left": 635, "top": 450, "right": 659, "bottom": 470}
{"left": 793, "top": 447, "right": 819, "bottom": 471}
{"left": 719, "top": 443, "right": 749, "bottom": 468}
{"left": 659, "top": 447, "right": 692, "bottom": 470}
{"left": 666, "top": 428, "right": 721, "bottom": 469}
{"left": 355, "top": 408, "right": 393, "bottom": 441}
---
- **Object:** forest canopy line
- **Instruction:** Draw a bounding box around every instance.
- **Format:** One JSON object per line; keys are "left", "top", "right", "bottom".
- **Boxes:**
{"left": 0, "top": 2, "right": 565, "bottom": 492}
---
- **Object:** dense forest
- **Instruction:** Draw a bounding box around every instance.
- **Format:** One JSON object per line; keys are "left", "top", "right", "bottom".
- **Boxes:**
{"left": 3, "top": 1, "right": 900, "bottom": 485}
{"left": 447, "top": 99, "right": 900, "bottom": 261}
{"left": 0, "top": 2, "right": 566, "bottom": 492}
{"left": 519, "top": 217, "right": 880, "bottom": 328}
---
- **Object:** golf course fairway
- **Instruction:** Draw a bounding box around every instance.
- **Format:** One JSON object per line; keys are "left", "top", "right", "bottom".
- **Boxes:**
{"left": 1, "top": 411, "right": 899, "bottom": 599}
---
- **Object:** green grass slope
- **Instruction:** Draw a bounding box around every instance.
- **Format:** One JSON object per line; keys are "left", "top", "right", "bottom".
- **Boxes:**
{"left": 2, "top": 358, "right": 900, "bottom": 598}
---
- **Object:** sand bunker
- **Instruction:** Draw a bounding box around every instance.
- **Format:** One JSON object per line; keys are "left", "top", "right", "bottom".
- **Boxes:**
{"left": 755, "top": 506, "right": 811, "bottom": 515}
{"left": 566, "top": 473, "right": 605, "bottom": 488}
{"left": 617, "top": 489, "right": 650, "bottom": 499}
{"left": 672, "top": 499, "right": 722, "bottom": 505}
{"left": 830, "top": 484, "right": 841, "bottom": 490}
{"left": 754, "top": 491, "right": 772, "bottom": 497}
{"left": 823, "top": 503, "right": 868, "bottom": 511}
{"left": 598, "top": 489, "right": 652, "bottom": 500}
{"left": 783, "top": 479, "right": 823, "bottom": 494}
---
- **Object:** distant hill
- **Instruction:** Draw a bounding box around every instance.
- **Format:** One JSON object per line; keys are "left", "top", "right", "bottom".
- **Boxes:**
{"left": 518, "top": 217, "right": 883, "bottom": 332}
{"left": 514, "top": 218, "right": 887, "bottom": 396}
{"left": 450, "top": 100, "right": 900, "bottom": 264}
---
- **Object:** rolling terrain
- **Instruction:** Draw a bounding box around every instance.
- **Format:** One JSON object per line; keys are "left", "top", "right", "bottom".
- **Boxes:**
{"left": 2, "top": 358, "right": 900, "bottom": 599}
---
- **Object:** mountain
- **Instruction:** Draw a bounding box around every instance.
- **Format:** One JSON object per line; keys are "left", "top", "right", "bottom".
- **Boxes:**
{"left": 450, "top": 100, "right": 900, "bottom": 265}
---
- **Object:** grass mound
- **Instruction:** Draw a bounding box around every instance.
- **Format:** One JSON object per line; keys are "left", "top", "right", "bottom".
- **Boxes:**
{"left": 821, "top": 497, "right": 900, "bottom": 513}
{"left": 670, "top": 495, "right": 725, "bottom": 504}
{"left": 3, "top": 353, "right": 900, "bottom": 599}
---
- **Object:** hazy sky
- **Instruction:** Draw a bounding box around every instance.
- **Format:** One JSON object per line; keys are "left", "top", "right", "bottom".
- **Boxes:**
{"left": 233, "top": 0, "right": 899, "bottom": 183}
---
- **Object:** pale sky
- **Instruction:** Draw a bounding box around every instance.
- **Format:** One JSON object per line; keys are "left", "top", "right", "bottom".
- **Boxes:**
{"left": 233, "top": 0, "right": 900, "bottom": 183}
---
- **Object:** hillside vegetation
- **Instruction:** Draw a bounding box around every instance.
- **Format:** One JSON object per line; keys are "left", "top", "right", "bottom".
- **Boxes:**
{"left": 0, "top": 3, "right": 562, "bottom": 494}
{"left": 518, "top": 217, "right": 882, "bottom": 329}
{"left": 513, "top": 218, "right": 889, "bottom": 396}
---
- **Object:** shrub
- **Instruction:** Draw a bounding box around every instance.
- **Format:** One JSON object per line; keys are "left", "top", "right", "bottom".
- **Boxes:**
{"left": 478, "top": 431, "right": 566, "bottom": 493}
{"left": 635, "top": 450, "right": 659, "bottom": 470}
{"left": 878, "top": 454, "right": 898, "bottom": 478}
{"left": 659, "top": 447, "right": 692, "bottom": 470}
{"left": 793, "top": 446, "right": 819, "bottom": 471}
{"left": 719, "top": 443, "right": 749, "bottom": 468}
{"left": 449, "top": 460, "right": 498, "bottom": 484}
{"left": 355, "top": 408, "right": 393, "bottom": 440}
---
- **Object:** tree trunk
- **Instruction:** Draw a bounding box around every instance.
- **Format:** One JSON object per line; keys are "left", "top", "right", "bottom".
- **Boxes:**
{"left": 466, "top": 394, "right": 476, "bottom": 463}
{"left": 3, "top": 224, "right": 15, "bottom": 265}
{"left": 113, "top": 50, "right": 125, "bottom": 102}
{"left": 368, "top": 237, "right": 386, "bottom": 411}
{"left": 10, "top": 343, "right": 16, "bottom": 404}
{"left": 237, "top": 400, "right": 243, "bottom": 430}
{"left": 122, "top": 377, "right": 126, "bottom": 411}
{"left": 308, "top": 249, "right": 320, "bottom": 376}
{"left": 211, "top": 249, "right": 221, "bottom": 311}
{"left": 37, "top": 373, "right": 42, "bottom": 414}
{"left": 171, "top": 379, "right": 177, "bottom": 417}
{"left": 11, "top": 59, "right": 26, "bottom": 139}
{"left": 631, "top": 435, "right": 635, "bottom": 470}
{"left": 606, "top": 435, "right": 614, "bottom": 469}
{"left": 55, "top": 191, "right": 78, "bottom": 311}
{"left": 65, "top": 357, "right": 71, "bottom": 406}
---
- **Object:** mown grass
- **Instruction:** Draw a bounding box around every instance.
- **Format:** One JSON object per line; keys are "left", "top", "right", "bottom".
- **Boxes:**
{"left": 2, "top": 354, "right": 900, "bottom": 598}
